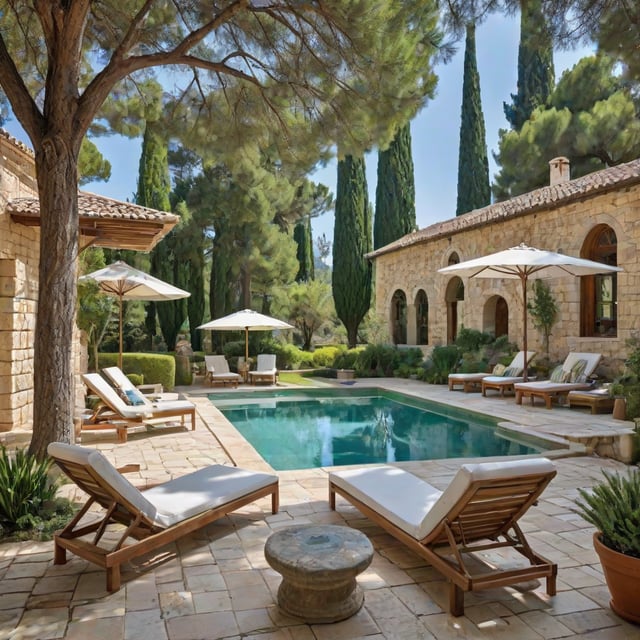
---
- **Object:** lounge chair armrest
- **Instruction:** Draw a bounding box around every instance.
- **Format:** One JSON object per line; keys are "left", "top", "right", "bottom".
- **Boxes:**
{"left": 116, "top": 464, "right": 141, "bottom": 474}
{"left": 137, "top": 383, "right": 164, "bottom": 395}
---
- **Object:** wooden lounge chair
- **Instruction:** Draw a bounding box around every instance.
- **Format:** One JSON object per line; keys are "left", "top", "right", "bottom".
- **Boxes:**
{"left": 514, "top": 352, "right": 601, "bottom": 409}
{"left": 48, "top": 442, "right": 279, "bottom": 592}
{"left": 82, "top": 372, "right": 196, "bottom": 443}
{"left": 102, "top": 366, "right": 179, "bottom": 401}
{"left": 204, "top": 355, "right": 242, "bottom": 387}
{"left": 329, "top": 458, "right": 557, "bottom": 616}
{"left": 248, "top": 354, "right": 278, "bottom": 385}
{"left": 449, "top": 350, "right": 536, "bottom": 393}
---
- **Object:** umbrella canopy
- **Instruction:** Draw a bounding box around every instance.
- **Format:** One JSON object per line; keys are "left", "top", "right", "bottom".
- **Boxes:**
{"left": 79, "top": 260, "right": 190, "bottom": 368}
{"left": 197, "top": 309, "right": 294, "bottom": 361}
{"left": 438, "top": 243, "right": 622, "bottom": 380}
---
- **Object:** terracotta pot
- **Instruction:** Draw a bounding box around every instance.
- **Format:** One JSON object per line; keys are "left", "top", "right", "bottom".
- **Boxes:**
{"left": 593, "top": 532, "right": 640, "bottom": 624}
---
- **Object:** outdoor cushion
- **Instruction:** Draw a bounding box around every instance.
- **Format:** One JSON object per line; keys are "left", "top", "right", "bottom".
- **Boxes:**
{"left": 503, "top": 366, "right": 522, "bottom": 377}
{"left": 492, "top": 363, "right": 506, "bottom": 376}
{"left": 550, "top": 365, "right": 568, "bottom": 383}
{"left": 569, "top": 359, "right": 588, "bottom": 383}
{"left": 124, "top": 388, "right": 145, "bottom": 405}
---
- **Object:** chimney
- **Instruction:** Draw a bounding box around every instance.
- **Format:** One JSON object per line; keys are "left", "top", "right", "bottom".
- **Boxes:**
{"left": 549, "top": 157, "right": 570, "bottom": 186}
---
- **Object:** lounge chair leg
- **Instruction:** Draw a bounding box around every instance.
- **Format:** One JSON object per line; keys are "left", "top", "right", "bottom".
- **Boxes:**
{"left": 106, "top": 565, "right": 121, "bottom": 592}
{"left": 546, "top": 573, "right": 557, "bottom": 596}
{"left": 53, "top": 541, "right": 66, "bottom": 565}
{"left": 449, "top": 582, "right": 464, "bottom": 617}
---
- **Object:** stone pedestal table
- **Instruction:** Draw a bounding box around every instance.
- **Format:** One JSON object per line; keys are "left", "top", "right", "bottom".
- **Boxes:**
{"left": 264, "top": 524, "right": 373, "bottom": 623}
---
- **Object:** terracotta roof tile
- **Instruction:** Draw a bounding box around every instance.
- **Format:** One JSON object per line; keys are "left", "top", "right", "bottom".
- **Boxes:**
{"left": 368, "top": 158, "right": 640, "bottom": 259}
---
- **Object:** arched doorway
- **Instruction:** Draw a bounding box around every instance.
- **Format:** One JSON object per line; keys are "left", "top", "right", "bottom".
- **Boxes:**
{"left": 581, "top": 225, "right": 617, "bottom": 337}
{"left": 495, "top": 297, "right": 509, "bottom": 337}
{"left": 391, "top": 290, "right": 407, "bottom": 344}
{"left": 415, "top": 290, "right": 428, "bottom": 345}
{"left": 445, "top": 277, "right": 464, "bottom": 344}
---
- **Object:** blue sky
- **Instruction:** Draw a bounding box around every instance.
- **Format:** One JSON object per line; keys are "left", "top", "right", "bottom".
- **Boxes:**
{"left": 5, "top": 12, "right": 593, "bottom": 243}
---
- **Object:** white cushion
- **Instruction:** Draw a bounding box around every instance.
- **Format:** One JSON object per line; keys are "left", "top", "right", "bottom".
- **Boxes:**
{"left": 48, "top": 442, "right": 277, "bottom": 530}
{"left": 330, "top": 458, "right": 555, "bottom": 540}
{"left": 144, "top": 464, "right": 277, "bottom": 528}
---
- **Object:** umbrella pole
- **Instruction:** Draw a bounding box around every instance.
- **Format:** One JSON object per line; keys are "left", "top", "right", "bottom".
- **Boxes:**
{"left": 245, "top": 327, "right": 249, "bottom": 362}
{"left": 521, "top": 275, "right": 528, "bottom": 382}
{"left": 119, "top": 296, "right": 123, "bottom": 370}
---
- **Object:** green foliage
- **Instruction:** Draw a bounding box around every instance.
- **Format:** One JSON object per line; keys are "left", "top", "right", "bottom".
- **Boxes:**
{"left": 78, "top": 137, "right": 111, "bottom": 185}
{"left": 527, "top": 279, "right": 558, "bottom": 358}
{"left": 374, "top": 122, "right": 416, "bottom": 248}
{"left": 575, "top": 469, "right": 640, "bottom": 558}
{"left": 393, "top": 347, "right": 425, "bottom": 378}
{"left": 98, "top": 352, "right": 176, "bottom": 391}
{"left": 422, "top": 345, "right": 461, "bottom": 384}
{"left": 503, "top": 0, "right": 555, "bottom": 131}
{"left": 355, "top": 344, "right": 399, "bottom": 377}
{"left": 456, "top": 22, "right": 490, "bottom": 216}
{"left": 312, "top": 347, "right": 342, "bottom": 368}
{"left": 494, "top": 55, "right": 640, "bottom": 200}
{"left": 294, "top": 217, "right": 315, "bottom": 282}
{"left": 0, "top": 446, "right": 58, "bottom": 529}
{"left": 334, "top": 347, "right": 365, "bottom": 370}
{"left": 454, "top": 327, "right": 494, "bottom": 353}
{"left": 332, "top": 155, "right": 372, "bottom": 348}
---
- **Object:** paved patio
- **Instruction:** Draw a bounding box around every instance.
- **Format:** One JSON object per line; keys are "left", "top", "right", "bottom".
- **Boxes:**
{"left": 1, "top": 379, "right": 638, "bottom": 639}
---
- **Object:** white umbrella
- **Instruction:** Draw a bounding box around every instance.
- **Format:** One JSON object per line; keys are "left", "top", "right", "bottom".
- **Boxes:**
{"left": 197, "top": 308, "right": 293, "bottom": 361}
{"left": 438, "top": 243, "right": 622, "bottom": 381}
{"left": 79, "top": 260, "right": 191, "bottom": 368}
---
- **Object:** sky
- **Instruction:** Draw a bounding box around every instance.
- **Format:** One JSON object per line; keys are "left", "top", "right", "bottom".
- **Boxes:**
{"left": 5, "top": 12, "right": 593, "bottom": 244}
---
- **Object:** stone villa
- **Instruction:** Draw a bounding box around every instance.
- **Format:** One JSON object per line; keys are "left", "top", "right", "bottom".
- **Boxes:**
{"left": 0, "top": 129, "right": 177, "bottom": 433}
{"left": 368, "top": 157, "right": 640, "bottom": 378}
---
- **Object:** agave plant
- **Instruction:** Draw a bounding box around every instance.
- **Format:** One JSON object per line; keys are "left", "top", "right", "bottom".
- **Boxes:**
{"left": 0, "top": 445, "right": 58, "bottom": 529}
{"left": 575, "top": 469, "right": 640, "bottom": 558}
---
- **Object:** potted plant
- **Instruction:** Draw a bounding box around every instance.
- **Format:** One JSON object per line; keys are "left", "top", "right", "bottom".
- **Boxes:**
{"left": 574, "top": 469, "right": 640, "bottom": 624}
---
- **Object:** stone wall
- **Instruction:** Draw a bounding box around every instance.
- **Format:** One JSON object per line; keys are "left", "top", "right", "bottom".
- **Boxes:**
{"left": 373, "top": 180, "right": 640, "bottom": 379}
{"left": 0, "top": 133, "right": 39, "bottom": 431}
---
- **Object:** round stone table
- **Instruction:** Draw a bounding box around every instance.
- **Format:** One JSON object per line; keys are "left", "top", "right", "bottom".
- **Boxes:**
{"left": 264, "top": 524, "right": 374, "bottom": 623}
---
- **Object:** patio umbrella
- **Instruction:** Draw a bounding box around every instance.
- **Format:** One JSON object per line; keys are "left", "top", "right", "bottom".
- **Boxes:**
{"left": 79, "top": 260, "right": 191, "bottom": 369}
{"left": 197, "top": 308, "right": 294, "bottom": 361}
{"left": 438, "top": 243, "right": 622, "bottom": 381}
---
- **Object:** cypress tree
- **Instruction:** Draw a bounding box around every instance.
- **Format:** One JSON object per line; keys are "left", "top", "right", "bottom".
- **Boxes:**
{"left": 137, "top": 122, "right": 188, "bottom": 350}
{"left": 456, "top": 22, "right": 490, "bottom": 216}
{"left": 293, "top": 216, "right": 314, "bottom": 282}
{"left": 332, "top": 155, "right": 372, "bottom": 348}
{"left": 504, "top": 0, "right": 555, "bottom": 131}
{"left": 374, "top": 123, "right": 416, "bottom": 249}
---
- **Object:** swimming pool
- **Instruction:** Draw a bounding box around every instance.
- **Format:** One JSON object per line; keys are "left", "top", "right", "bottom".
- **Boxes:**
{"left": 210, "top": 388, "right": 546, "bottom": 471}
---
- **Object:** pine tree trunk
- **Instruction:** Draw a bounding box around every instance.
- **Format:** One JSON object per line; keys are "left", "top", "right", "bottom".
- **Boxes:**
{"left": 29, "top": 136, "right": 80, "bottom": 459}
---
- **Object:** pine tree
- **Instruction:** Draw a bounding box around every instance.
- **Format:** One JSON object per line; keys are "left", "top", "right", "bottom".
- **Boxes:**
{"left": 137, "top": 122, "right": 188, "bottom": 350}
{"left": 456, "top": 22, "right": 490, "bottom": 216}
{"left": 332, "top": 155, "right": 372, "bottom": 348}
{"left": 504, "top": 0, "right": 555, "bottom": 131}
{"left": 374, "top": 122, "right": 416, "bottom": 249}
{"left": 294, "top": 216, "right": 315, "bottom": 282}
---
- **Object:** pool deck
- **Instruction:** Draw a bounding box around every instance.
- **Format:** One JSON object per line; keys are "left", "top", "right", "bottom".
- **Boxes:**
{"left": 1, "top": 378, "right": 639, "bottom": 639}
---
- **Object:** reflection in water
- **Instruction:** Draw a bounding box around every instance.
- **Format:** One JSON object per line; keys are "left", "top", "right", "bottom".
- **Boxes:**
{"left": 219, "top": 394, "right": 540, "bottom": 471}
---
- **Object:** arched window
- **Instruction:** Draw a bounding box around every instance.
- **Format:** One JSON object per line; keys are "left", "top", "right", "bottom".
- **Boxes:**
{"left": 483, "top": 295, "right": 508, "bottom": 337}
{"left": 445, "top": 277, "right": 464, "bottom": 344}
{"left": 415, "top": 290, "right": 428, "bottom": 345}
{"left": 448, "top": 252, "right": 460, "bottom": 266}
{"left": 581, "top": 225, "right": 617, "bottom": 337}
{"left": 391, "top": 290, "right": 407, "bottom": 344}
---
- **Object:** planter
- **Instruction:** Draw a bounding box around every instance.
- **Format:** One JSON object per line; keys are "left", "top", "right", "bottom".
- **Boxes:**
{"left": 337, "top": 369, "right": 355, "bottom": 381}
{"left": 612, "top": 397, "right": 627, "bottom": 420}
{"left": 593, "top": 532, "right": 640, "bottom": 624}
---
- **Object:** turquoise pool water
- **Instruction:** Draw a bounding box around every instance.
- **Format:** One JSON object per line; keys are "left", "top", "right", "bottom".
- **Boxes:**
{"left": 210, "top": 388, "right": 544, "bottom": 471}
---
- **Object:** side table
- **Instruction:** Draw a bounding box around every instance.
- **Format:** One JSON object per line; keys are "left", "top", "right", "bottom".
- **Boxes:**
{"left": 264, "top": 524, "right": 373, "bottom": 623}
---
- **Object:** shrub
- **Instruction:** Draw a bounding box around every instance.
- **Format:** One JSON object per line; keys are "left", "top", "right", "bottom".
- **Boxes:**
{"left": 312, "top": 346, "right": 342, "bottom": 368}
{"left": 454, "top": 327, "right": 493, "bottom": 353}
{"left": 422, "top": 345, "right": 460, "bottom": 384}
{"left": 575, "top": 469, "right": 640, "bottom": 558}
{"left": 98, "top": 353, "right": 176, "bottom": 390}
{"left": 0, "top": 446, "right": 73, "bottom": 540}
{"left": 333, "top": 347, "right": 364, "bottom": 370}
{"left": 355, "top": 344, "right": 399, "bottom": 377}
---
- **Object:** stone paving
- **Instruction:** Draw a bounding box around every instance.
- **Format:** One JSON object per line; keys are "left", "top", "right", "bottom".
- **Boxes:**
{"left": 1, "top": 379, "right": 639, "bottom": 639}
